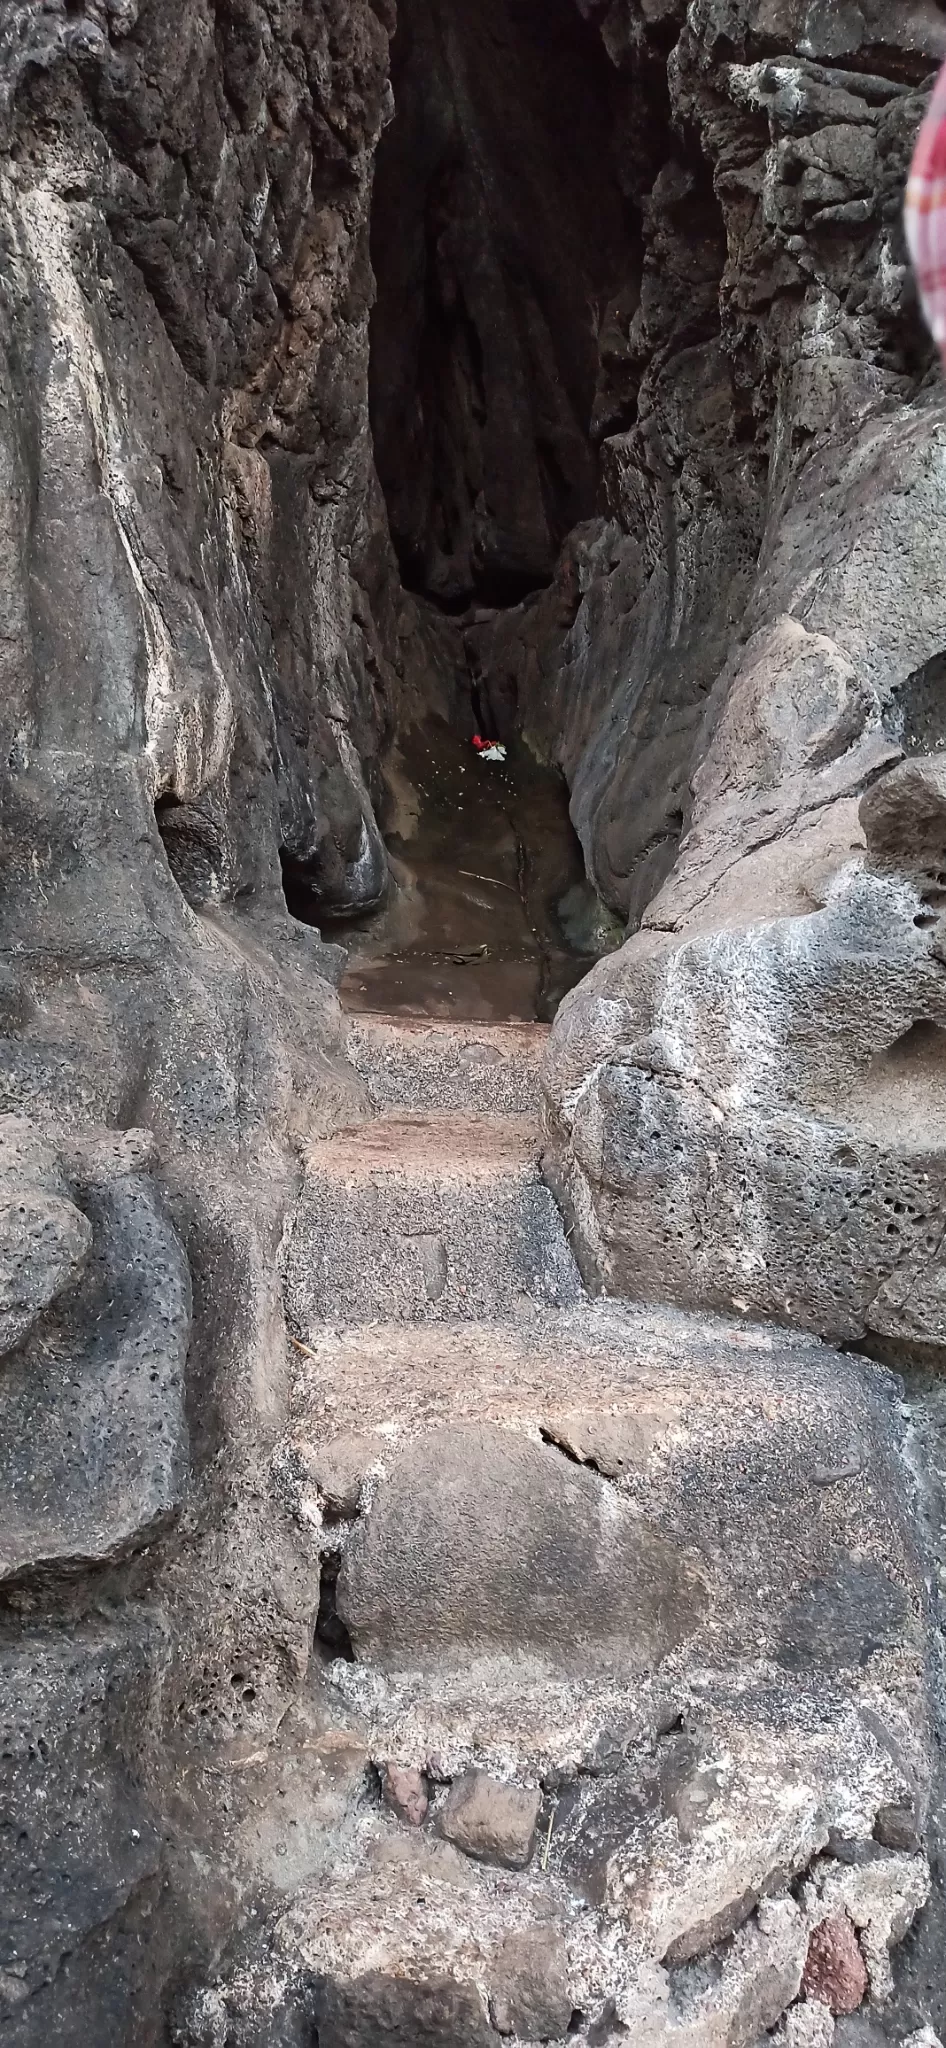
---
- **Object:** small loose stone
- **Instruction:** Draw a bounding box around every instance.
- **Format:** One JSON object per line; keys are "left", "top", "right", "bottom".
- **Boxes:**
{"left": 382, "top": 1762, "right": 428, "bottom": 1827}
{"left": 802, "top": 1913, "right": 868, "bottom": 2016}
{"left": 438, "top": 1769, "right": 541, "bottom": 1869}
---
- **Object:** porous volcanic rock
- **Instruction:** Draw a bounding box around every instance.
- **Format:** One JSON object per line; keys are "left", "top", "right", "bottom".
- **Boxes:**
{"left": 538, "top": 8, "right": 946, "bottom": 1359}
{"left": 3, "top": 1, "right": 946, "bottom": 2043}
{"left": 0, "top": 1, "right": 386, "bottom": 2034}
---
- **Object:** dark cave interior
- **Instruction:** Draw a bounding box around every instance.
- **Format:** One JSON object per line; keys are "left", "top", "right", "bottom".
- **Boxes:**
{"left": 369, "top": 0, "right": 637, "bottom": 612}
{"left": 321, "top": 0, "right": 639, "bottom": 1016}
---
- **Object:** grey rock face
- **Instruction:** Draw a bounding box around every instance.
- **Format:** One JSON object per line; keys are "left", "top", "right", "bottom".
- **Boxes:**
{"left": 264, "top": 1284, "right": 932, "bottom": 2043}
{"left": 0, "top": 0, "right": 383, "bottom": 2036}
{"left": 0, "top": 1621, "right": 163, "bottom": 2044}
{"left": 168, "top": 995, "right": 936, "bottom": 2047}
{"left": 467, "top": 6, "right": 945, "bottom": 918}
{"left": 488, "top": 1927, "right": 572, "bottom": 2041}
{"left": 543, "top": 751, "right": 946, "bottom": 1347}
{"left": 336, "top": 1418, "right": 708, "bottom": 1673}
{"left": 284, "top": 1115, "right": 583, "bottom": 1324}
{"left": 0, "top": 1127, "right": 190, "bottom": 1582}
{"left": 370, "top": 0, "right": 633, "bottom": 609}
{"left": 3, "top": 0, "right": 946, "bottom": 2042}
{"left": 0, "top": 1117, "right": 92, "bottom": 1356}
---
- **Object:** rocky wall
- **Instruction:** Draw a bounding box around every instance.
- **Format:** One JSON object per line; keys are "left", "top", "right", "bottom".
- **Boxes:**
{"left": 541, "top": 3, "right": 946, "bottom": 1352}
{"left": 3, "top": 0, "right": 946, "bottom": 2042}
{"left": 0, "top": 3, "right": 397, "bottom": 2036}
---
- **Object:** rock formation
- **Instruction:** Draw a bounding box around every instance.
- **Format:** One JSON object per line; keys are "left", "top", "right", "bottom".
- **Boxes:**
{"left": 2, "top": 1, "right": 946, "bottom": 2044}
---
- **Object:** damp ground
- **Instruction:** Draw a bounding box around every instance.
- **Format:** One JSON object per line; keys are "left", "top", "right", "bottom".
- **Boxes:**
{"left": 331, "top": 719, "right": 620, "bottom": 1022}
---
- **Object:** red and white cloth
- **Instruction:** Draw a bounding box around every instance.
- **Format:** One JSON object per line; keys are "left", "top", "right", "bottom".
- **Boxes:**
{"left": 905, "top": 60, "right": 946, "bottom": 364}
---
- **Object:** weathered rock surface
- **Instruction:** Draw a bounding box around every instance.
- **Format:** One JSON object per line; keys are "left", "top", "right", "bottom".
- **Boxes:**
{"left": 437, "top": 1773, "right": 542, "bottom": 1871}
{"left": 0, "top": 1, "right": 383, "bottom": 2037}
{"left": 0, "top": 1123, "right": 190, "bottom": 1582}
{"left": 347, "top": 1016, "right": 548, "bottom": 1117}
{"left": 381, "top": 1762, "right": 429, "bottom": 1828}
{"left": 188, "top": 1026, "right": 935, "bottom": 2047}
{"left": 0, "top": 1620, "right": 164, "bottom": 2045}
{"left": 461, "top": 4, "right": 944, "bottom": 913}
{"left": 803, "top": 1915, "right": 871, "bottom": 2016}
{"left": 0, "top": 1116, "right": 92, "bottom": 1356}
{"left": 489, "top": 1926, "right": 573, "bottom": 2040}
{"left": 543, "top": 829, "right": 946, "bottom": 1345}
{"left": 284, "top": 1113, "right": 583, "bottom": 1323}
{"left": 535, "top": 8, "right": 946, "bottom": 1368}
{"left": 2, "top": 0, "right": 946, "bottom": 2042}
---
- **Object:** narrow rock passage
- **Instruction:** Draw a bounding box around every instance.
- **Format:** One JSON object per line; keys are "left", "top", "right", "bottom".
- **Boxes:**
{"left": 334, "top": 715, "right": 617, "bottom": 1021}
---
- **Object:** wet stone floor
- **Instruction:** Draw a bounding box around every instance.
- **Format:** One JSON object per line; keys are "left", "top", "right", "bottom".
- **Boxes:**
{"left": 333, "top": 719, "right": 619, "bottom": 1022}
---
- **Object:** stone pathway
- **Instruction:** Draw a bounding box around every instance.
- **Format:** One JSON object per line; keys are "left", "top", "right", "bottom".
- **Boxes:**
{"left": 200, "top": 1011, "right": 938, "bottom": 2046}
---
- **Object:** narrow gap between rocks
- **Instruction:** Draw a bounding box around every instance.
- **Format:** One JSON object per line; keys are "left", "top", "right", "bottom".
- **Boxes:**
{"left": 315, "top": 1550, "right": 355, "bottom": 1665}
{"left": 305, "top": 0, "right": 641, "bottom": 1023}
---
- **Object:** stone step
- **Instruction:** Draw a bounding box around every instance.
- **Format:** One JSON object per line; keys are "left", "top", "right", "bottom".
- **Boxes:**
{"left": 281, "top": 1302, "right": 926, "bottom": 1704}
{"left": 235, "top": 1303, "right": 932, "bottom": 2047}
{"left": 284, "top": 1114, "right": 582, "bottom": 1326}
{"left": 345, "top": 1014, "right": 549, "bottom": 1115}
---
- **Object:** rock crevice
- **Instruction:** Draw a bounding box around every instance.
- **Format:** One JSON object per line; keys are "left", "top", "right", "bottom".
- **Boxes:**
{"left": 2, "top": 3, "right": 946, "bottom": 2043}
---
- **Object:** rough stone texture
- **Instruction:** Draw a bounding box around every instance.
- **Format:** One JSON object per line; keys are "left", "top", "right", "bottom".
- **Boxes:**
{"left": 0, "top": 1621, "right": 165, "bottom": 2046}
{"left": 289, "top": 1301, "right": 928, "bottom": 1698}
{"left": 284, "top": 1114, "right": 583, "bottom": 1323}
{"left": 0, "top": 1124, "right": 190, "bottom": 1582}
{"left": 0, "top": 1117, "right": 92, "bottom": 1356}
{"left": 539, "top": 8, "right": 946, "bottom": 1360}
{"left": 803, "top": 1916, "right": 870, "bottom": 2016}
{"left": 382, "top": 1763, "right": 429, "bottom": 1828}
{"left": 456, "top": 6, "right": 942, "bottom": 913}
{"left": 3, "top": 0, "right": 946, "bottom": 2043}
{"left": 335, "top": 1414, "right": 708, "bottom": 1672}
{"left": 346, "top": 1017, "right": 547, "bottom": 1116}
{"left": 179, "top": 1030, "right": 936, "bottom": 2048}
{"left": 772, "top": 2005, "right": 836, "bottom": 2048}
{"left": 488, "top": 1926, "right": 572, "bottom": 2040}
{"left": 436, "top": 1773, "right": 542, "bottom": 1871}
{"left": 544, "top": 829, "right": 946, "bottom": 1343}
{"left": 311, "top": 1971, "right": 497, "bottom": 2048}
{"left": 370, "top": 0, "right": 634, "bottom": 609}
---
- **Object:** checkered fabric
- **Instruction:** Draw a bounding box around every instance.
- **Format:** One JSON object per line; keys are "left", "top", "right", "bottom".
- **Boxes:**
{"left": 905, "top": 60, "right": 946, "bottom": 363}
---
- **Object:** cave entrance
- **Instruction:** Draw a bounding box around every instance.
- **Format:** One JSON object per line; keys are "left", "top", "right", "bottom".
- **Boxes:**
{"left": 342, "top": 0, "right": 634, "bottom": 1019}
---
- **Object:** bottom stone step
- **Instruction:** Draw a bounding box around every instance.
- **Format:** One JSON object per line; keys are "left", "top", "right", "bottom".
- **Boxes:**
{"left": 281, "top": 1305, "right": 927, "bottom": 1705}
{"left": 184, "top": 1305, "right": 934, "bottom": 2046}
{"left": 179, "top": 1307, "right": 935, "bottom": 2047}
{"left": 346, "top": 1014, "right": 550, "bottom": 1116}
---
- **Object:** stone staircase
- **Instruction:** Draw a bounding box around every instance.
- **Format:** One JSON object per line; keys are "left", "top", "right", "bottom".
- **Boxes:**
{"left": 208, "top": 1017, "right": 935, "bottom": 2046}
